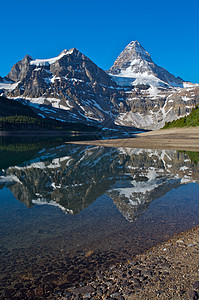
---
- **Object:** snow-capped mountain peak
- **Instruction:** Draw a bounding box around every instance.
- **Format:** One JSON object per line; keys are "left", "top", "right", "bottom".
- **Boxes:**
{"left": 108, "top": 40, "right": 184, "bottom": 88}
{"left": 116, "top": 40, "right": 152, "bottom": 65}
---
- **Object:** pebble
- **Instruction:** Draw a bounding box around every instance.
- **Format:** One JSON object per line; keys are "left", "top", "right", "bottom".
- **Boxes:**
{"left": 14, "top": 282, "right": 24, "bottom": 289}
{"left": 82, "top": 293, "right": 91, "bottom": 298}
{"left": 141, "top": 269, "right": 153, "bottom": 277}
{"left": 110, "top": 292, "right": 122, "bottom": 298}
{"left": 72, "top": 285, "right": 95, "bottom": 295}
{"left": 129, "top": 277, "right": 140, "bottom": 284}
{"left": 96, "top": 288, "right": 103, "bottom": 296}
{"left": 193, "top": 282, "right": 199, "bottom": 290}
{"left": 187, "top": 290, "right": 199, "bottom": 300}
{"left": 176, "top": 239, "right": 184, "bottom": 243}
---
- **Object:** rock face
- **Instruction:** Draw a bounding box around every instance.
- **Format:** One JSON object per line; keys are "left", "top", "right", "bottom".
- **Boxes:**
{"left": 6, "top": 55, "right": 33, "bottom": 82}
{"left": 1, "top": 42, "right": 199, "bottom": 130}
{"left": 1, "top": 144, "right": 199, "bottom": 222}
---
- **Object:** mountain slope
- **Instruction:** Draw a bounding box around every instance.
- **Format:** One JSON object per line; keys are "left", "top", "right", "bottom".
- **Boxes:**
{"left": 0, "top": 95, "right": 38, "bottom": 117}
{"left": 163, "top": 105, "right": 199, "bottom": 128}
{"left": 0, "top": 96, "right": 98, "bottom": 132}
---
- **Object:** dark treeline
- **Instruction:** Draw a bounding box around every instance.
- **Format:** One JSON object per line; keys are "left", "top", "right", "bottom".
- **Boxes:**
{"left": 0, "top": 96, "right": 98, "bottom": 132}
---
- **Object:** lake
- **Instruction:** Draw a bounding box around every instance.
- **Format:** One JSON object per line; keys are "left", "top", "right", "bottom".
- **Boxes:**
{"left": 0, "top": 136, "right": 199, "bottom": 298}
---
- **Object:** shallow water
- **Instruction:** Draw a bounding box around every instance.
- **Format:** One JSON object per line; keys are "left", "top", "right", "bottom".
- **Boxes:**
{"left": 0, "top": 137, "right": 199, "bottom": 298}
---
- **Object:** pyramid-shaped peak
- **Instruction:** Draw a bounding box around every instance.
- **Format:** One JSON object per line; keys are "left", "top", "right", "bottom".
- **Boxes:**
{"left": 122, "top": 40, "right": 152, "bottom": 62}
{"left": 108, "top": 41, "right": 184, "bottom": 88}
{"left": 108, "top": 41, "right": 153, "bottom": 77}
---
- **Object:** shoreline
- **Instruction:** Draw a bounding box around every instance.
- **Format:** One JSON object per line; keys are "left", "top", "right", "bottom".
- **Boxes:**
{"left": 66, "top": 127, "right": 199, "bottom": 152}
{"left": 0, "top": 130, "right": 100, "bottom": 136}
{"left": 1, "top": 224, "right": 199, "bottom": 299}
{"left": 56, "top": 225, "right": 199, "bottom": 299}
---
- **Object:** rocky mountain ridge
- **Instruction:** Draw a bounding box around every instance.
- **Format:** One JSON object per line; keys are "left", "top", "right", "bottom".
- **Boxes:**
{"left": 0, "top": 42, "right": 199, "bottom": 130}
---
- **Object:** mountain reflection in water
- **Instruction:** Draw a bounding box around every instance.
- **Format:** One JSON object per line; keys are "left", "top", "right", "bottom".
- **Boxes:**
{"left": 1, "top": 142, "right": 199, "bottom": 223}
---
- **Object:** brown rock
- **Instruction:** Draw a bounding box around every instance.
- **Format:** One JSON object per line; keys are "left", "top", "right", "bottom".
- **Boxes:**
{"left": 72, "top": 285, "right": 95, "bottom": 295}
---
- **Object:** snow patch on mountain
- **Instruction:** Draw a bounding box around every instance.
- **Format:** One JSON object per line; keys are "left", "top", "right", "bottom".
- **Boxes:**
{"left": 0, "top": 80, "right": 20, "bottom": 91}
{"left": 115, "top": 110, "right": 166, "bottom": 130}
{"left": 30, "top": 49, "right": 74, "bottom": 67}
{"left": 0, "top": 175, "right": 22, "bottom": 184}
{"left": 110, "top": 73, "right": 169, "bottom": 88}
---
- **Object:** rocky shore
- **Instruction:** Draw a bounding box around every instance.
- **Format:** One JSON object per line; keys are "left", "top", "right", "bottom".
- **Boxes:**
{"left": 54, "top": 225, "right": 199, "bottom": 300}
{"left": 1, "top": 221, "right": 199, "bottom": 300}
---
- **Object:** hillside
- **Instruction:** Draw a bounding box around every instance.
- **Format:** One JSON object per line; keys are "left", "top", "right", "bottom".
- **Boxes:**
{"left": 163, "top": 106, "right": 199, "bottom": 129}
{"left": 0, "top": 95, "right": 39, "bottom": 118}
{"left": 0, "top": 96, "right": 98, "bottom": 132}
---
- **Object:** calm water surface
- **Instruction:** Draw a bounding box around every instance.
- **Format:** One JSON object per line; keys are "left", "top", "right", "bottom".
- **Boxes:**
{"left": 0, "top": 136, "right": 199, "bottom": 298}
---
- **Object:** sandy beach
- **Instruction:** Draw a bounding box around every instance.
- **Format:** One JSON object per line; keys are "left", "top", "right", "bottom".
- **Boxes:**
{"left": 67, "top": 127, "right": 199, "bottom": 152}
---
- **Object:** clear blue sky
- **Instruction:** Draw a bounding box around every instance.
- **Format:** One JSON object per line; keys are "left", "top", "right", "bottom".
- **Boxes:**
{"left": 1, "top": 0, "right": 199, "bottom": 83}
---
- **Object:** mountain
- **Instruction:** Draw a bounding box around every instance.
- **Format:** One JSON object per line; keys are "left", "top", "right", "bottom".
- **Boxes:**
{"left": 1, "top": 49, "right": 121, "bottom": 129}
{"left": 108, "top": 41, "right": 184, "bottom": 88}
{"left": 0, "top": 42, "right": 199, "bottom": 130}
{"left": 107, "top": 41, "right": 199, "bottom": 129}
